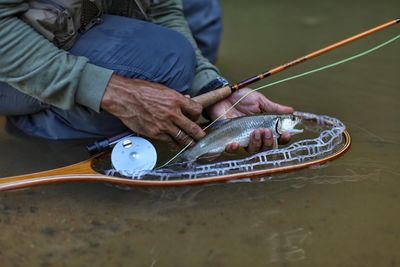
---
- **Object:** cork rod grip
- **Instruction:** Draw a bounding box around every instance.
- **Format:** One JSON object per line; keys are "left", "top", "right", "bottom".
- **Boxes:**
{"left": 192, "top": 86, "right": 232, "bottom": 107}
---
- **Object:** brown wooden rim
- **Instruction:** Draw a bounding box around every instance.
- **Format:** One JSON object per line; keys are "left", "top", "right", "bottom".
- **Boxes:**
{"left": 0, "top": 131, "right": 351, "bottom": 192}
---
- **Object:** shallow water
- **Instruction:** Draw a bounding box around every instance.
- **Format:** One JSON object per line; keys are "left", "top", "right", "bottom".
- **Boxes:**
{"left": 1, "top": 0, "right": 400, "bottom": 266}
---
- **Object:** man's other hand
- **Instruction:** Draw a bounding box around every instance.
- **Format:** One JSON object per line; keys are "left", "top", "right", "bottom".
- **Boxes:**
{"left": 206, "top": 87, "right": 294, "bottom": 153}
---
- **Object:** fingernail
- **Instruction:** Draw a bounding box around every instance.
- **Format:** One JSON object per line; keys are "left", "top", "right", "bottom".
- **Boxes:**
{"left": 255, "top": 131, "right": 261, "bottom": 141}
{"left": 265, "top": 131, "right": 271, "bottom": 139}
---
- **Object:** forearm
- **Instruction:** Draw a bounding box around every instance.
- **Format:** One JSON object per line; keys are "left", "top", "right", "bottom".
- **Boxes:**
{"left": 148, "top": 0, "right": 222, "bottom": 96}
{"left": 0, "top": 1, "right": 112, "bottom": 111}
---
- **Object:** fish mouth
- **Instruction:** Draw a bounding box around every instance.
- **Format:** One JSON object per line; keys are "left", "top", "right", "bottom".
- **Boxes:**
{"left": 291, "top": 118, "right": 304, "bottom": 134}
{"left": 289, "top": 128, "right": 304, "bottom": 134}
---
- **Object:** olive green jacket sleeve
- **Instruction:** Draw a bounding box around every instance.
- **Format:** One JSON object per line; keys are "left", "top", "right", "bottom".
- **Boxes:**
{"left": 148, "top": 0, "right": 223, "bottom": 96}
{"left": 0, "top": 0, "right": 113, "bottom": 112}
{"left": 0, "top": 0, "right": 220, "bottom": 113}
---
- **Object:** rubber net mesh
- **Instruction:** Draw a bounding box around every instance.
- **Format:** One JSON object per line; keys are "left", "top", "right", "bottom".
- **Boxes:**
{"left": 105, "top": 112, "right": 346, "bottom": 181}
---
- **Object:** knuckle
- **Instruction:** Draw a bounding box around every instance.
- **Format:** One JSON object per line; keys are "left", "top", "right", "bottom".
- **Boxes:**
{"left": 147, "top": 129, "right": 157, "bottom": 138}
{"left": 192, "top": 102, "right": 203, "bottom": 113}
{"left": 152, "top": 128, "right": 163, "bottom": 137}
{"left": 188, "top": 124, "right": 197, "bottom": 134}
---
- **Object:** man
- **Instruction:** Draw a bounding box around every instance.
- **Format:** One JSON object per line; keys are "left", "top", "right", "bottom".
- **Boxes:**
{"left": 0, "top": 0, "right": 292, "bottom": 153}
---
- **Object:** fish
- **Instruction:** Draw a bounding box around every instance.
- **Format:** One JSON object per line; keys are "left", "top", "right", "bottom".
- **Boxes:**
{"left": 179, "top": 114, "right": 304, "bottom": 162}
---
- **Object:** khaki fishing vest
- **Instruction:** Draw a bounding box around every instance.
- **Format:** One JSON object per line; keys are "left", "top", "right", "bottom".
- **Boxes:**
{"left": 22, "top": 0, "right": 151, "bottom": 50}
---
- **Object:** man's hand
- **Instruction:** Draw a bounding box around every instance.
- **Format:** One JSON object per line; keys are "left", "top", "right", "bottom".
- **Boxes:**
{"left": 101, "top": 74, "right": 205, "bottom": 148}
{"left": 206, "top": 87, "right": 294, "bottom": 153}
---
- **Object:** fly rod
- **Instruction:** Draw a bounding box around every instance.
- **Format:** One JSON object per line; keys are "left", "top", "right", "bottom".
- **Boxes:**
{"left": 191, "top": 18, "right": 400, "bottom": 107}
{"left": 87, "top": 18, "right": 399, "bottom": 154}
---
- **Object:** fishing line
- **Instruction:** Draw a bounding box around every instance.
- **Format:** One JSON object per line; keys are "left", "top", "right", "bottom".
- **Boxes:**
{"left": 159, "top": 33, "right": 400, "bottom": 168}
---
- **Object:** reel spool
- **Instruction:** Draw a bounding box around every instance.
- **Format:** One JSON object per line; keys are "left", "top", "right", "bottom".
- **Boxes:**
{"left": 111, "top": 136, "right": 157, "bottom": 176}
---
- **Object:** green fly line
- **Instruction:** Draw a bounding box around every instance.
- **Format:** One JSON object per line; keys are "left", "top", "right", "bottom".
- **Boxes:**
{"left": 159, "top": 33, "right": 400, "bottom": 168}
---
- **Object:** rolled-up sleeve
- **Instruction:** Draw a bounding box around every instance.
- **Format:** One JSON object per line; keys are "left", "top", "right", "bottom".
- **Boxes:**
{"left": 0, "top": 0, "right": 113, "bottom": 112}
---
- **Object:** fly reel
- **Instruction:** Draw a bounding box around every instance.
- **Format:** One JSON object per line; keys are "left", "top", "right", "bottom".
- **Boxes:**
{"left": 111, "top": 136, "right": 157, "bottom": 176}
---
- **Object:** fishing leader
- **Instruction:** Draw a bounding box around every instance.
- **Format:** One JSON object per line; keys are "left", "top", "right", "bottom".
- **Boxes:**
{"left": 0, "top": 0, "right": 292, "bottom": 153}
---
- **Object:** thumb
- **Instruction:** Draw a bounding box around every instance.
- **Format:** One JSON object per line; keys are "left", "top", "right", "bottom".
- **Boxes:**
{"left": 260, "top": 98, "right": 294, "bottom": 115}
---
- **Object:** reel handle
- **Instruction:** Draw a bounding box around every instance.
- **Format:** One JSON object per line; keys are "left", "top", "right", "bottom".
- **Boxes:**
{"left": 192, "top": 86, "right": 232, "bottom": 107}
{"left": 87, "top": 130, "right": 134, "bottom": 155}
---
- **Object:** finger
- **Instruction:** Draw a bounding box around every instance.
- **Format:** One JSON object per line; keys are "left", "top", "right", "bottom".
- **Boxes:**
{"left": 180, "top": 97, "right": 203, "bottom": 121}
{"left": 247, "top": 130, "right": 262, "bottom": 153}
{"left": 169, "top": 126, "right": 194, "bottom": 147}
{"left": 175, "top": 114, "right": 206, "bottom": 141}
{"left": 173, "top": 131, "right": 194, "bottom": 147}
{"left": 260, "top": 98, "right": 294, "bottom": 115}
{"left": 157, "top": 134, "right": 179, "bottom": 150}
{"left": 279, "top": 132, "right": 291, "bottom": 145}
{"left": 261, "top": 129, "right": 274, "bottom": 150}
{"left": 225, "top": 142, "right": 240, "bottom": 153}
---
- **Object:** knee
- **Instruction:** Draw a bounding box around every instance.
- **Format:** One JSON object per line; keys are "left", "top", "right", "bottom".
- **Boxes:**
{"left": 0, "top": 83, "right": 47, "bottom": 116}
{"left": 71, "top": 15, "right": 197, "bottom": 93}
{"left": 158, "top": 30, "right": 197, "bottom": 92}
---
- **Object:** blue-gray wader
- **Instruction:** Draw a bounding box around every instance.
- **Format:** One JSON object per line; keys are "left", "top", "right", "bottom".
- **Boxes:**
{"left": 0, "top": 0, "right": 222, "bottom": 139}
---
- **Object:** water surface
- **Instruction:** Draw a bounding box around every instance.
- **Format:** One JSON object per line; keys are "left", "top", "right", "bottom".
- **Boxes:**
{"left": 1, "top": 0, "right": 400, "bottom": 266}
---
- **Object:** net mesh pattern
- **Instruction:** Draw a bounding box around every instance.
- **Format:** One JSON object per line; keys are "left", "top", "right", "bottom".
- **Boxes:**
{"left": 105, "top": 112, "right": 346, "bottom": 181}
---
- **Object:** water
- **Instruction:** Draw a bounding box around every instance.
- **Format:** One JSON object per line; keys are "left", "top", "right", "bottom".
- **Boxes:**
{"left": 1, "top": 0, "right": 400, "bottom": 266}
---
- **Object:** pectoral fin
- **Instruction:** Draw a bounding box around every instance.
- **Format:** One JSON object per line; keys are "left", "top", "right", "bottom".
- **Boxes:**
{"left": 273, "top": 138, "right": 279, "bottom": 150}
{"left": 198, "top": 152, "right": 223, "bottom": 161}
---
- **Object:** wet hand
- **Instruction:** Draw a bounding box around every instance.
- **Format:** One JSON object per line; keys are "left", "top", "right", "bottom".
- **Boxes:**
{"left": 225, "top": 129, "right": 291, "bottom": 154}
{"left": 101, "top": 74, "right": 205, "bottom": 148}
{"left": 207, "top": 87, "right": 293, "bottom": 153}
{"left": 207, "top": 87, "right": 294, "bottom": 119}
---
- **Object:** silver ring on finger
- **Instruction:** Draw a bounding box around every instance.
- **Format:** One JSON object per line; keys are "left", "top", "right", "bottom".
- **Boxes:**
{"left": 173, "top": 130, "right": 192, "bottom": 145}
{"left": 174, "top": 129, "right": 182, "bottom": 139}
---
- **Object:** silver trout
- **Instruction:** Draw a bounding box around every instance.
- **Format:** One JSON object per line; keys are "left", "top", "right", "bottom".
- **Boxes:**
{"left": 180, "top": 114, "right": 303, "bottom": 161}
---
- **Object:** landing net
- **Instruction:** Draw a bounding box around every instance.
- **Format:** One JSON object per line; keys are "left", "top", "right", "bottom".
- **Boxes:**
{"left": 105, "top": 112, "right": 350, "bottom": 181}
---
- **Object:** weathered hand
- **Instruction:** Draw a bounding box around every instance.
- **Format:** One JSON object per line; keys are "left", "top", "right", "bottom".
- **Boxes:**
{"left": 206, "top": 87, "right": 294, "bottom": 153}
{"left": 101, "top": 74, "right": 205, "bottom": 148}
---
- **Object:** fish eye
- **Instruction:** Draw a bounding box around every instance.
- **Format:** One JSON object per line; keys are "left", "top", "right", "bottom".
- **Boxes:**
{"left": 291, "top": 116, "right": 296, "bottom": 121}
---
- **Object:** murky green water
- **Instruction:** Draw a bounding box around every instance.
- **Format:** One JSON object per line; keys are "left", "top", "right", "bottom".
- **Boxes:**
{"left": 1, "top": 0, "right": 400, "bottom": 266}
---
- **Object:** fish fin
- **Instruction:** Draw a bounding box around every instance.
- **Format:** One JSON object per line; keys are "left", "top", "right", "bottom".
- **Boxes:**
{"left": 177, "top": 150, "right": 221, "bottom": 163}
{"left": 272, "top": 138, "right": 279, "bottom": 150}
{"left": 198, "top": 152, "right": 222, "bottom": 161}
